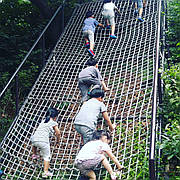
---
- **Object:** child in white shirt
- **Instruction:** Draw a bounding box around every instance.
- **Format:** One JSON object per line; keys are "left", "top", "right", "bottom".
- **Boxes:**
{"left": 31, "top": 108, "right": 60, "bottom": 178}
{"left": 102, "top": 0, "right": 120, "bottom": 39}
{"left": 75, "top": 130, "right": 124, "bottom": 180}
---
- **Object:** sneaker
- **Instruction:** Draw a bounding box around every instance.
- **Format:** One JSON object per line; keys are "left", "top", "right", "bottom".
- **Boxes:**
{"left": 138, "top": 17, "right": 144, "bottom": 22}
{"left": 111, "top": 171, "right": 121, "bottom": 180}
{"left": 32, "top": 154, "right": 39, "bottom": 160}
{"left": 42, "top": 171, "right": 53, "bottom": 178}
{"left": 85, "top": 42, "right": 90, "bottom": 48}
{"left": 110, "top": 35, "right": 117, "bottom": 39}
{"left": 87, "top": 49, "right": 95, "bottom": 57}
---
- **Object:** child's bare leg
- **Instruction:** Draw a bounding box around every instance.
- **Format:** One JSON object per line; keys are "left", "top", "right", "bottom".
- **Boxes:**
{"left": 111, "top": 24, "right": 115, "bottom": 36}
{"left": 87, "top": 170, "right": 96, "bottom": 180}
{"left": 90, "top": 43, "right": 94, "bottom": 51}
{"left": 32, "top": 146, "right": 37, "bottom": 155}
{"left": 101, "top": 81, "right": 110, "bottom": 91}
{"left": 44, "top": 160, "right": 50, "bottom": 172}
{"left": 106, "top": 19, "right": 110, "bottom": 26}
{"left": 134, "top": 2, "right": 138, "bottom": 9}
{"left": 84, "top": 37, "right": 89, "bottom": 44}
{"left": 139, "top": 7, "right": 143, "bottom": 17}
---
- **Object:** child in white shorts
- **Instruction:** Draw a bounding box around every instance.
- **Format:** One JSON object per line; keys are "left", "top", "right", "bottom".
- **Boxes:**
{"left": 31, "top": 108, "right": 60, "bottom": 178}
{"left": 102, "top": 0, "right": 120, "bottom": 39}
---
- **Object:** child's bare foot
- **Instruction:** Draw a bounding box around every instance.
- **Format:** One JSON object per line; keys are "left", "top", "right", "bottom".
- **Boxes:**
{"left": 104, "top": 87, "right": 110, "bottom": 91}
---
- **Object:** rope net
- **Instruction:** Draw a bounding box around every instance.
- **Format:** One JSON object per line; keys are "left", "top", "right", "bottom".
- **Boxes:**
{"left": 0, "top": 0, "right": 160, "bottom": 179}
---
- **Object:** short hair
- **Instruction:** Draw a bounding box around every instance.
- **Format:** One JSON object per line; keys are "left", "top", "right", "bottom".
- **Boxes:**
{"left": 86, "top": 11, "right": 94, "bottom": 18}
{"left": 88, "top": 88, "right": 105, "bottom": 98}
{"left": 85, "top": 58, "right": 98, "bottom": 66}
{"left": 104, "top": 0, "right": 111, "bottom": 3}
{"left": 92, "top": 130, "right": 111, "bottom": 140}
{"left": 45, "top": 107, "right": 59, "bottom": 123}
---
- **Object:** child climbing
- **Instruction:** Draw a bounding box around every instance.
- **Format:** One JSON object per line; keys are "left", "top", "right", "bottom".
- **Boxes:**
{"left": 133, "top": 0, "right": 146, "bottom": 22}
{"left": 30, "top": 108, "right": 60, "bottom": 178}
{"left": 82, "top": 10, "right": 105, "bottom": 57}
{"left": 78, "top": 58, "right": 109, "bottom": 103}
{"left": 74, "top": 88, "right": 115, "bottom": 145}
{"left": 102, "top": 0, "right": 120, "bottom": 39}
{"left": 75, "top": 130, "right": 124, "bottom": 180}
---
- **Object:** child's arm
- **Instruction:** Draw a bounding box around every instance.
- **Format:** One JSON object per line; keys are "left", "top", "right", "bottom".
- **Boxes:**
{"left": 106, "top": 150, "right": 124, "bottom": 170}
{"left": 115, "top": 6, "right": 120, "bottom": 14}
{"left": 98, "top": 23, "right": 105, "bottom": 28}
{"left": 102, "top": 111, "right": 116, "bottom": 131}
{"left": 143, "top": 0, "right": 146, "bottom": 7}
{"left": 53, "top": 125, "right": 60, "bottom": 143}
{"left": 101, "top": 81, "right": 110, "bottom": 91}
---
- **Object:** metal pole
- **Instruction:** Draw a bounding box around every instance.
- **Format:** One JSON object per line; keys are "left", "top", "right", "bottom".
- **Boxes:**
{"left": 15, "top": 74, "right": 19, "bottom": 115}
{"left": 42, "top": 34, "right": 45, "bottom": 66}
{"left": 61, "top": 4, "right": 64, "bottom": 33}
{"left": 149, "top": 0, "right": 162, "bottom": 179}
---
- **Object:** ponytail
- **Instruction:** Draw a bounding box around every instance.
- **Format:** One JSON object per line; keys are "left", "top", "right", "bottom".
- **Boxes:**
{"left": 44, "top": 108, "right": 59, "bottom": 123}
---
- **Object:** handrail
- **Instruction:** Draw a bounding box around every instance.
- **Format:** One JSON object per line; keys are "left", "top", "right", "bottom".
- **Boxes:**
{"left": 0, "top": 4, "right": 64, "bottom": 99}
{"left": 149, "top": 0, "right": 162, "bottom": 179}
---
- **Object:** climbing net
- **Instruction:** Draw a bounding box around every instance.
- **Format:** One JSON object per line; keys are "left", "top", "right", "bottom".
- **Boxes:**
{"left": 0, "top": 0, "right": 162, "bottom": 179}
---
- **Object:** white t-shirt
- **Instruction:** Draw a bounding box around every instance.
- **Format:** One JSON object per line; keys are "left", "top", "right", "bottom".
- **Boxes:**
{"left": 103, "top": 2, "right": 115, "bottom": 11}
{"left": 31, "top": 119, "right": 58, "bottom": 143}
{"left": 75, "top": 140, "right": 111, "bottom": 160}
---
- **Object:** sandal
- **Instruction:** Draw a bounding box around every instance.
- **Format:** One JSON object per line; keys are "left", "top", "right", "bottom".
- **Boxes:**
{"left": 42, "top": 171, "right": 53, "bottom": 178}
{"left": 32, "top": 154, "right": 39, "bottom": 160}
{"left": 111, "top": 171, "right": 121, "bottom": 180}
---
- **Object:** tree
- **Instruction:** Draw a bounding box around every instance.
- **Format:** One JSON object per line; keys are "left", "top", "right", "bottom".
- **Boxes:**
{"left": 29, "top": 0, "right": 64, "bottom": 44}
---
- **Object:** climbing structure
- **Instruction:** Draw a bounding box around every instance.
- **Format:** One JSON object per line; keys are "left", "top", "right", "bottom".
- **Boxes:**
{"left": 0, "top": 0, "right": 162, "bottom": 179}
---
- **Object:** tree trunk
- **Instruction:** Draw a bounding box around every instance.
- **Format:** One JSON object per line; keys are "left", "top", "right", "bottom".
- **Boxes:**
{"left": 30, "top": 0, "right": 62, "bottom": 45}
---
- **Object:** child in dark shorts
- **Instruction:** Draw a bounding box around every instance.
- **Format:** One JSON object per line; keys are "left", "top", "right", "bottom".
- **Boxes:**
{"left": 133, "top": 0, "right": 146, "bottom": 22}
{"left": 74, "top": 130, "right": 124, "bottom": 180}
{"left": 78, "top": 58, "right": 109, "bottom": 102}
{"left": 74, "top": 88, "right": 115, "bottom": 145}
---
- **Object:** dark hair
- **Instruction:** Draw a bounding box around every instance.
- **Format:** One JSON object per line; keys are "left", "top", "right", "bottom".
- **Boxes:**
{"left": 45, "top": 107, "right": 59, "bottom": 123}
{"left": 88, "top": 88, "right": 105, "bottom": 98}
{"left": 104, "top": 0, "right": 111, "bottom": 3}
{"left": 85, "top": 58, "right": 98, "bottom": 66}
{"left": 86, "top": 11, "right": 94, "bottom": 18}
{"left": 92, "top": 130, "right": 111, "bottom": 140}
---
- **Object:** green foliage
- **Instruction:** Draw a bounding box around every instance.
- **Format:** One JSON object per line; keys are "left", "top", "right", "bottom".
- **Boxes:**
{"left": 167, "top": 0, "right": 180, "bottom": 41}
{"left": 160, "top": 64, "right": 180, "bottom": 124}
{"left": 159, "top": 64, "right": 180, "bottom": 177}
{"left": 136, "top": 156, "right": 149, "bottom": 180}
{"left": 166, "top": 0, "right": 180, "bottom": 63}
{"left": 0, "top": 0, "right": 48, "bottom": 142}
{"left": 160, "top": 122, "right": 180, "bottom": 161}
{"left": 0, "top": 0, "right": 44, "bottom": 76}
{"left": 158, "top": 3, "right": 180, "bottom": 177}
